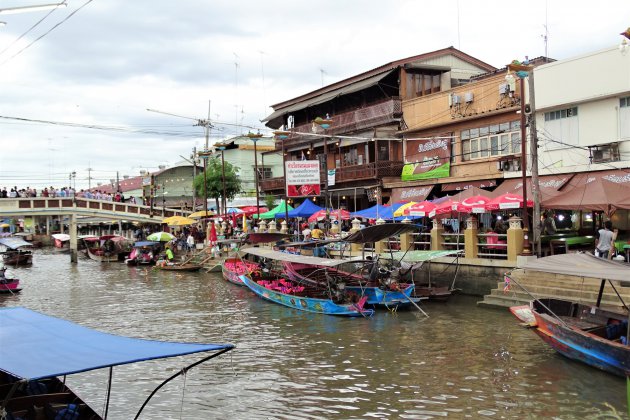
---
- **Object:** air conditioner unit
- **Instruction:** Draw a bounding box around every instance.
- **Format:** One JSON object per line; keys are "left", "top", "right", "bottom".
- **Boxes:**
{"left": 497, "top": 161, "right": 504, "bottom": 171}
{"left": 592, "top": 150, "right": 604, "bottom": 161}
{"left": 451, "top": 94, "right": 460, "bottom": 105}
{"left": 465, "top": 92, "right": 474, "bottom": 103}
{"left": 499, "top": 83, "right": 510, "bottom": 94}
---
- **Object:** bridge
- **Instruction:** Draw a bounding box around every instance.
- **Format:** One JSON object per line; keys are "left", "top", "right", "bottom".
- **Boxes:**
{"left": 0, "top": 197, "right": 190, "bottom": 262}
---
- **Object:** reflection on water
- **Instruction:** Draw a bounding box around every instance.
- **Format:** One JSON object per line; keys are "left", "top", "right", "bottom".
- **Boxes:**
{"left": 1, "top": 250, "right": 627, "bottom": 419}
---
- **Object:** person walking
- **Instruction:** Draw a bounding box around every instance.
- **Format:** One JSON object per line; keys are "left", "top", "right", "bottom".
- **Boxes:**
{"left": 595, "top": 220, "right": 614, "bottom": 259}
{"left": 186, "top": 233, "right": 195, "bottom": 253}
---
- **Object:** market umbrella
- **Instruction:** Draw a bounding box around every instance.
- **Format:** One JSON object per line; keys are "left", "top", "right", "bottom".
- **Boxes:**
{"left": 240, "top": 206, "right": 268, "bottom": 216}
{"left": 308, "top": 209, "right": 351, "bottom": 222}
{"left": 393, "top": 202, "right": 417, "bottom": 217}
{"left": 189, "top": 210, "right": 216, "bottom": 218}
{"left": 169, "top": 217, "right": 196, "bottom": 226}
{"left": 406, "top": 201, "right": 437, "bottom": 217}
{"left": 226, "top": 207, "right": 244, "bottom": 214}
{"left": 455, "top": 195, "right": 493, "bottom": 213}
{"left": 146, "top": 232, "right": 175, "bottom": 242}
{"left": 208, "top": 222, "right": 217, "bottom": 245}
{"left": 429, "top": 199, "right": 462, "bottom": 217}
{"left": 162, "top": 215, "right": 183, "bottom": 225}
{"left": 486, "top": 193, "right": 533, "bottom": 211}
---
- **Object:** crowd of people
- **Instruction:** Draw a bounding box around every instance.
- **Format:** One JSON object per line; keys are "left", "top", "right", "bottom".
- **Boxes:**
{"left": 0, "top": 186, "right": 140, "bottom": 204}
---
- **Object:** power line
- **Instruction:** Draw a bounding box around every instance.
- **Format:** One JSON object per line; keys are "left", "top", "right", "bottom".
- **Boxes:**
{"left": 0, "top": 0, "right": 93, "bottom": 67}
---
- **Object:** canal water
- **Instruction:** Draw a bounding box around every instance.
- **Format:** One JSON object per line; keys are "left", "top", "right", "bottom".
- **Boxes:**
{"left": 1, "top": 250, "right": 627, "bottom": 419}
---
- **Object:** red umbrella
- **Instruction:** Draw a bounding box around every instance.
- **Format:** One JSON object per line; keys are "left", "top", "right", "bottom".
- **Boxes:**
{"left": 308, "top": 209, "right": 351, "bottom": 222}
{"left": 209, "top": 222, "right": 217, "bottom": 245}
{"left": 455, "top": 195, "right": 493, "bottom": 213}
{"left": 429, "top": 199, "right": 461, "bottom": 217}
{"left": 240, "top": 206, "right": 268, "bottom": 216}
{"left": 486, "top": 193, "right": 533, "bottom": 211}
{"left": 406, "top": 201, "right": 437, "bottom": 217}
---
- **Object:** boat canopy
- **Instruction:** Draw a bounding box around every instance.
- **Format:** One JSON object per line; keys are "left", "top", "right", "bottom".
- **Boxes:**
{"left": 244, "top": 232, "right": 292, "bottom": 244}
{"left": 520, "top": 253, "right": 630, "bottom": 283}
{"left": 241, "top": 247, "right": 350, "bottom": 267}
{"left": 342, "top": 223, "right": 419, "bottom": 244}
{"left": 51, "top": 234, "right": 71, "bottom": 242}
{"left": 382, "top": 250, "right": 462, "bottom": 262}
{"left": 133, "top": 241, "right": 160, "bottom": 247}
{"left": 0, "top": 237, "right": 32, "bottom": 249}
{"left": 0, "top": 307, "right": 235, "bottom": 381}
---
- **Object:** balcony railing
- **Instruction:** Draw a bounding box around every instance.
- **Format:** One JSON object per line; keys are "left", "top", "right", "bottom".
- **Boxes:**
{"left": 258, "top": 160, "right": 405, "bottom": 193}
{"left": 280, "top": 97, "right": 402, "bottom": 148}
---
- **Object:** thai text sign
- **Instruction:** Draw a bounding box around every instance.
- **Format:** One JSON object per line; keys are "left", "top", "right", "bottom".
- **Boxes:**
{"left": 401, "top": 137, "right": 451, "bottom": 181}
{"left": 285, "top": 160, "right": 321, "bottom": 197}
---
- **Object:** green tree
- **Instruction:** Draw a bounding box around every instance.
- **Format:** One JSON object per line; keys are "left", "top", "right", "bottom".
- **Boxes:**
{"left": 193, "top": 156, "right": 242, "bottom": 212}
{"left": 264, "top": 194, "right": 277, "bottom": 210}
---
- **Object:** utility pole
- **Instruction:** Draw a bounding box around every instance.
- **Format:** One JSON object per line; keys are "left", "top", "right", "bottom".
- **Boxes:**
{"left": 528, "top": 68, "right": 541, "bottom": 256}
{"left": 86, "top": 167, "right": 92, "bottom": 189}
{"left": 192, "top": 146, "right": 197, "bottom": 211}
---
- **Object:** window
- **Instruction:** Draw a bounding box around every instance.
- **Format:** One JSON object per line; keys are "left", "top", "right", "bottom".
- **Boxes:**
{"left": 544, "top": 107, "right": 579, "bottom": 146}
{"left": 590, "top": 143, "right": 620, "bottom": 163}
{"left": 461, "top": 122, "right": 521, "bottom": 161}
{"left": 621, "top": 97, "right": 630, "bottom": 139}
{"left": 406, "top": 70, "right": 442, "bottom": 99}
{"left": 257, "top": 167, "right": 272, "bottom": 180}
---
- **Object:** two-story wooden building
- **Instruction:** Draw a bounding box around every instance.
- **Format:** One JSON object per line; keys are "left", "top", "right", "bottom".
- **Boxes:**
{"left": 260, "top": 47, "right": 496, "bottom": 210}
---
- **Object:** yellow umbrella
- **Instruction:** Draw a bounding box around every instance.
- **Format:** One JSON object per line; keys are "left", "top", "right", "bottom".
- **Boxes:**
{"left": 188, "top": 210, "right": 216, "bottom": 218}
{"left": 168, "top": 216, "right": 196, "bottom": 226}
{"left": 393, "top": 201, "right": 418, "bottom": 217}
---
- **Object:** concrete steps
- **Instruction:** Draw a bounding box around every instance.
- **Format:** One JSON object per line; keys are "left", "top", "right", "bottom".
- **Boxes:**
{"left": 477, "top": 268, "right": 630, "bottom": 309}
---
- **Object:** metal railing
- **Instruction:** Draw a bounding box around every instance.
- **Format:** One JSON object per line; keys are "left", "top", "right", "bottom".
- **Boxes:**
{"left": 411, "top": 232, "right": 431, "bottom": 250}
{"left": 441, "top": 233, "right": 464, "bottom": 251}
{"left": 476, "top": 232, "right": 508, "bottom": 259}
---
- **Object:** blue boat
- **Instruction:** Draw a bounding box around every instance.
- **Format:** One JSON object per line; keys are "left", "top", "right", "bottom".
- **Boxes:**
{"left": 239, "top": 274, "right": 374, "bottom": 317}
{"left": 509, "top": 253, "right": 630, "bottom": 377}
{"left": 0, "top": 307, "right": 234, "bottom": 419}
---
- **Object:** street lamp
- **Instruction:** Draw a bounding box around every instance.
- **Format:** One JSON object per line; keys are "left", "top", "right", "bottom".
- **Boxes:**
{"left": 507, "top": 60, "right": 533, "bottom": 256}
{"left": 247, "top": 131, "right": 264, "bottom": 220}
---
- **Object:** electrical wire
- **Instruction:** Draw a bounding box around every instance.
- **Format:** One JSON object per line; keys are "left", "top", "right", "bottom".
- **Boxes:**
{"left": 0, "top": 1, "right": 63, "bottom": 58}
{"left": 0, "top": 0, "right": 94, "bottom": 67}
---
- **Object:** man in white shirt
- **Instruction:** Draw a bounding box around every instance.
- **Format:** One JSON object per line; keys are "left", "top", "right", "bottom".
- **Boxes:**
{"left": 595, "top": 221, "right": 614, "bottom": 259}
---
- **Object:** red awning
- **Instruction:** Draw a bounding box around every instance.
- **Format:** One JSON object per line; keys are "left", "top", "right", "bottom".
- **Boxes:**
{"left": 390, "top": 185, "right": 433, "bottom": 203}
{"left": 493, "top": 174, "right": 574, "bottom": 200}
{"left": 543, "top": 170, "right": 630, "bottom": 215}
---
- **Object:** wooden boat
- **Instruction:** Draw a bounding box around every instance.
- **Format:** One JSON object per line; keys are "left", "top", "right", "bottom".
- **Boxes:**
{"left": 239, "top": 248, "right": 374, "bottom": 317}
{"left": 125, "top": 241, "right": 161, "bottom": 266}
{"left": 222, "top": 257, "right": 258, "bottom": 286}
{"left": 0, "top": 267, "right": 21, "bottom": 293}
{"left": 220, "top": 233, "right": 293, "bottom": 286}
{"left": 282, "top": 261, "right": 423, "bottom": 309}
{"left": 509, "top": 253, "right": 630, "bottom": 377}
{"left": 156, "top": 263, "right": 203, "bottom": 272}
{"left": 83, "top": 235, "right": 131, "bottom": 262}
{"left": 382, "top": 250, "right": 464, "bottom": 302}
{"left": 51, "top": 233, "right": 70, "bottom": 252}
{"left": 0, "top": 307, "right": 234, "bottom": 419}
{"left": 0, "top": 237, "right": 33, "bottom": 266}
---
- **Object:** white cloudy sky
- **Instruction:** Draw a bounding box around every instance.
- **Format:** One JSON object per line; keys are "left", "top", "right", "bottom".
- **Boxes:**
{"left": 0, "top": 0, "right": 628, "bottom": 190}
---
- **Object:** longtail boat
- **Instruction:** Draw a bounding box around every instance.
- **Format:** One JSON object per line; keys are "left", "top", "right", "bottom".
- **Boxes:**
{"left": 0, "top": 307, "right": 234, "bottom": 419}
{"left": 83, "top": 235, "right": 132, "bottom": 262}
{"left": 0, "top": 267, "right": 20, "bottom": 293}
{"left": 0, "top": 237, "right": 33, "bottom": 266}
{"left": 238, "top": 248, "right": 374, "bottom": 317}
{"left": 509, "top": 253, "right": 630, "bottom": 377}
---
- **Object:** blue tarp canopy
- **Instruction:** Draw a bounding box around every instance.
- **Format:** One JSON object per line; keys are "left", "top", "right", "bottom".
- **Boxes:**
{"left": 0, "top": 237, "right": 32, "bottom": 249}
{"left": 351, "top": 203, "right": 412, "bottom": 221}
{"left": 0, "top": 307, "right": 234, "bottom": 381}
{"left": 133, "top": 241, "right": 160, "bottom": 247}
{"left": 276, "top": 199, "right": 323, "bottom": 218}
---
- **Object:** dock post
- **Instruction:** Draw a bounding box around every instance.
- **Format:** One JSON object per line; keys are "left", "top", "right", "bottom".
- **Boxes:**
{"left": 69, "top": 213, "right": 78, "bottom": 263}
{"left": 430, "top": 218, "right": 445, "bottom": 251}
{"left": 464, "top": 216, "right": 478, "bottom": 258}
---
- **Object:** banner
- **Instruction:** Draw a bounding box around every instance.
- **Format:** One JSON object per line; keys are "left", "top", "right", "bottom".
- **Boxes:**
{"left": 327, "top": 169, "right": 336, "bottom": 186}
{"left": 402, "top": 137, "right": 451, "bottom": 181}
{"left": 285, "top": 160, "right": 321, "bottom": 197}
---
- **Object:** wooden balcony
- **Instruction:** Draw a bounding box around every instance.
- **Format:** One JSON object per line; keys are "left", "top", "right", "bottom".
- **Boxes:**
{"left": 279, "top": 98, "right": 402, "bottom": 149}
{"left": 258, "top": 160, "right": 405, "bottom": 193}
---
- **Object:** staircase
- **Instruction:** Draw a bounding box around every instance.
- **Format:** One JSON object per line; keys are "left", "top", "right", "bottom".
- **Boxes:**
{"left": 477, "top": 268, "right": 630, "bottom": 309}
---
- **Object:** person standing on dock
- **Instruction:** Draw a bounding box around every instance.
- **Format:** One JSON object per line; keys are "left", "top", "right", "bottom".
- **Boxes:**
{"left": 595, "top": 220, "right": 614, "bottom": 259}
